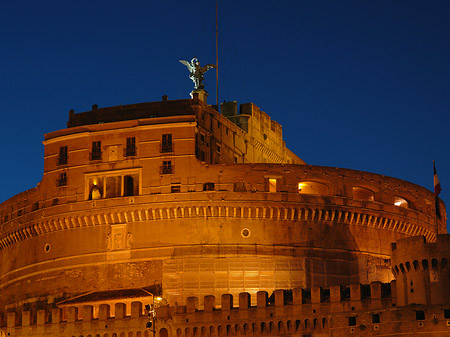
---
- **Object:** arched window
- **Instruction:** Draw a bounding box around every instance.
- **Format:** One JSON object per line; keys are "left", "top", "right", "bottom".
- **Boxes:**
{"left": 298, "top": 181, "right": 329, "bottom": 195}
{"left": 353, "top": 187, "right": 374, "bottom": 201}
{"left": 432, "top": 259, "right": 439, "bottom": 270}
{"left": 159, "top": 329, "right": 168, "bottom": 337}
{"left": 394, "top": 196, "right": 409, "bottom": 208}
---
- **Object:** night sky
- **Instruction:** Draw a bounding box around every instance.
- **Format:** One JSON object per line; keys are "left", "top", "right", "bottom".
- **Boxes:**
{"left": 1, "top": 1, "right": 449, "bottom": 229}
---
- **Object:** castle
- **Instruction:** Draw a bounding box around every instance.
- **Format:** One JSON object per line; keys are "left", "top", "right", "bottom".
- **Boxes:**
{"left": 0, "top": 91, "right": 447, "bottom": 336}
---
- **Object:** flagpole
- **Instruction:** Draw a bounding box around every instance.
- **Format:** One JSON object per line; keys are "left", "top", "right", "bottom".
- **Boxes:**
{"left": 215, "top": 0, "right": 219, "bottom": 110}
{"left": 433, "top": 160, "right": 441, "bottom": 242}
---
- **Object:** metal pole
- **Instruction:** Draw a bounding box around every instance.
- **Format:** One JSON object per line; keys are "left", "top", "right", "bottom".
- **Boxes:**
{"left": 215, "top": 0, "right": 219, "bottom": 109}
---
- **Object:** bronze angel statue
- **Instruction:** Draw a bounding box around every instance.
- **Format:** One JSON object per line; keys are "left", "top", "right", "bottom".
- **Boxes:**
{"left": 179, "top": 57, "right": 216, "bottom": 90}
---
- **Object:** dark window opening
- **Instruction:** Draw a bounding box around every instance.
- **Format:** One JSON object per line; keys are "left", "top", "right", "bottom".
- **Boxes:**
{"left": 199, "top": 150, "right": 205, "bottom": 162}
{"left": 58, "top": 146, "right": 68, "bottom": 165}
{"left": 58, "top": 173, "right": 67, "bottom": 186}
{"left": 161, "top": 161, "right": 173, "bottom": 174}
{"left": 161, "top": 134, "right": 173, "bottom": 152}
{"left": 444, "top": 309, "right": 450, "bottom": 319}
{"left": 348, "top": 317, "right": 356, "bottom": 326}
{"left": 125, "top": 137, "right": 136, "bottom": 156}
{"left": 200, "top": 134, "right": 205, "bottom": 143}
{"left": 234, "top": 182, "right": 247, "bottom": 192}
{"left": 415, "top": 311, "right": 425, "bottom": 321}
{"left": 32, "top": 202, "right": 39, "bottom": 212}
{"left": 124, "top": 176, "right": 134, "bottom": 196}
{"left": 217, "top": 144, "right": 221, "bottom": 153}
{"left": 203, "top": 183, "right": 215, "bottom": 191}
{"left": 52, "top": 198, "right": 59, "bottom": 206}
{"left": 372, "top": 314, "right": 380, "bottom": 323}
{"left": 171, "top": 185, "right": 181, "bottom": 193}
{"left": 91, "top": 141, "right": 102, "bottom": 160}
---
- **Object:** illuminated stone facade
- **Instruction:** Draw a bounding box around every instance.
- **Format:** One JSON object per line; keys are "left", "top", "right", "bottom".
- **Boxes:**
{"left": 0, "top": 94, "right": 446, "bottom": 336}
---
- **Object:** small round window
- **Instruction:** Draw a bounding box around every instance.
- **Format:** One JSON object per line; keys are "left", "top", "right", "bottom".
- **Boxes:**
{"left": 44, "top": 243, "right": 51, "bottom": 253}
{"left": 241, "top": 228, "right": 251, "bottom": 238}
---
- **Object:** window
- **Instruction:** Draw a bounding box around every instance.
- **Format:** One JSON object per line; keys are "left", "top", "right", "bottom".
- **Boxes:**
{"left": 394, "top": 196, "right": 409, "bottom": 208}
{"left": 217, "top": 144, "right": 221, "bottom": 153}
{"left": 372, "top": 314, "right": 380, "bottom": 323}
{"left": 203, "top": 182, "right": 215, "bottom": 191}
{"left": 298, "top": 181, "right": 329, "bottom": 195}
{"left": 269, "top": 178, "right": 277, "bottom": 193}
{"left": 58, "top": 146, "right": 68, "bottom": 165}
{"left": 353, "top": 187, "right": 374, "bottom": 201}
{"left": 91, "top": 141, "right": 102, "bottom": 160}
{"left": 200, "top": 134, "right": 205, "bottom": 143}
{"left": 415, "top": 311, "right": 425, "bottom": 321}
{"left": 199, "top": 151, "right": 205, "bottom": 162}
{"left": 171, "top": 185, "right": 181, "bottom": 193}
{"left": 125, "top": 137, "right": 136, "bottom": 156}
{"left": 161, "top": 134, "right": 173, "bottom": 152}
{"left": 123, "top": 175, "right": 134, "bottom": 196}
{"left": 347, "top": 317, "right": 356, "bottom": 326}
{"left": 57, "top": 172, "right": 67, "bottom": 186}
{"left": 444, "top": 309, "right": 450, "bottom": 319}
{"left": 161, "top": 161, "right": 173, "bottom": 174}
{"left": 86, "top": 169, "right": 141, "bottom": 200}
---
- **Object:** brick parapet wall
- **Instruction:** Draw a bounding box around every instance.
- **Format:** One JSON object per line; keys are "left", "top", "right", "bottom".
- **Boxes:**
{"left": 2, "top": 282, "right": 450, "bottom": 337}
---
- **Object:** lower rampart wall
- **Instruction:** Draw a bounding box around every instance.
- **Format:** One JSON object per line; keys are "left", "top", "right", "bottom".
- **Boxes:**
{"left": 2, "top": 281, "right": 450, "bottom": 337}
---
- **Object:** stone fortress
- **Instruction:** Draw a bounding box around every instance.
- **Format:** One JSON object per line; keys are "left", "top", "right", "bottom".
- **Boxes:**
{"left": 0, "top": 91, "right": 447, "bottom": 336}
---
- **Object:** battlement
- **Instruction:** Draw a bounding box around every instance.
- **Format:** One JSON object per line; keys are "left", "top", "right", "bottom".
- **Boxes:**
{"left": 1, "top": 282, "right": 394, "bottom": 328}
{"left": 4, "top": 281, "right": 450, "bottom": 336}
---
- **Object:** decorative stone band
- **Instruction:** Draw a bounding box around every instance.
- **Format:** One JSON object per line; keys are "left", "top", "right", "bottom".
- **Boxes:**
{"left": 0, "top": 201, "right": 436, "bottom": 250}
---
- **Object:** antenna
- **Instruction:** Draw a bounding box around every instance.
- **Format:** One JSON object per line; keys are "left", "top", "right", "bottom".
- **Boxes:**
{"left": 215, "top": 0, "right": 219, "bottom": 109}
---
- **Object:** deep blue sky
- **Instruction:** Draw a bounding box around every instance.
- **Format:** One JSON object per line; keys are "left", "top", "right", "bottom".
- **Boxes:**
{"left": 0, "top": 1, "right": 449, "bottom": 227}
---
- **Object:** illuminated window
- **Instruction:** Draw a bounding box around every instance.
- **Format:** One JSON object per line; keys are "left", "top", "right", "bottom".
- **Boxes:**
{"left": 269, "top": 179, "right": 277, "bottom": 193}
{"left": 91, "top": 141, "right": 102, "bottom": 160}
{"left": 125, "top": 137, "right": 136, "bottom": 156}
{"left": 58, "top": 146, "right": 68, "bottom": 165}
{"left": 298, "top": 181, "right": 329, "bottom": 195}
{"left": 161, "top": 134, "right": 173, "bottom": 153}
{"left": 86, "top": 169, "right": 141, "bottom": 200}
{"left": 394, "top": 196, "right": 408, "bottom": 208}
{"left": 353, "top": 187, "right": 374, "bottom": 201}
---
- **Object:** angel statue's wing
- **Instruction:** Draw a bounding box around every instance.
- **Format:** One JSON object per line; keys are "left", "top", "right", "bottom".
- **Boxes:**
{"left": 200, "top": 64, "right": 217, "bottom": 73}
{"left": 179, "top": 60, "right": 193, "bottom": 72}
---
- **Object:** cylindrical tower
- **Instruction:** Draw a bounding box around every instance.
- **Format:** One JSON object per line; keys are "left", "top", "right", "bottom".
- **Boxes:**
{"left": 392, "top": 235, "right": 450, "bottom": 306}
{"left": 0, "top": 98, "right": 446, "bottom": 310}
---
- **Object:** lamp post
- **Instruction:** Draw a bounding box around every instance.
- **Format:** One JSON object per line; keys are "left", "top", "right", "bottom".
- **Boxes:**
{"left": 146, "top": 283, "right": 163, "bottom": 337}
